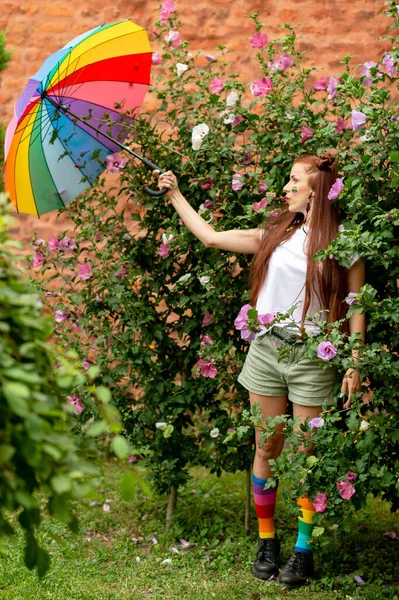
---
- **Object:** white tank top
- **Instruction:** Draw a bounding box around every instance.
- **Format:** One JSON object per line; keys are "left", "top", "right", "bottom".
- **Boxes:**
{"left": 255, "top": 224, "right": 358, "bottom": 338}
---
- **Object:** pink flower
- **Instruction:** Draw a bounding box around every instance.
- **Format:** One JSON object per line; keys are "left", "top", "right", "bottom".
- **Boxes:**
{"left": 149, "top": 535, "right": 158, "bottom": 544}
{"left": 234, "top": 304, "right": 252, "bottom": 330}
{"left": 278, "top": 53, "right": 293, "bottom": 71}
{"left": 346, "top": 472, "right": 358, "bottom": 481}
{"left": 48, "top": 236, "right": 59, "bottom": 251}
{"left": 67, "top": 394, "right": 83, "bottom": 415}
{"left": 200, "top": 334, "right": 214, "bottom": 346}
{"left": 313, "top": 492, "right": 328, "bottom": 513}
{"left": 334, "top": 117, "right": 350, "bottom": 133}
{"left": 164, "top": 30, "right": 182, "bottom": 47}
{"left": 160, "top": 0, "right": 175, "bottom": 25}
{"left": 382, "top": 53, "right": 395, "bottom": 77}
{"left": 300, "top": 125, "right": 313, "bottom": 143}
{"left": 317, "top": 341, "right": 337, "bottom": 361}
{"left": 352, "top": 110, "right": 367, "bottom": 131}
{"left": 128, "top": 455, "right": 138, "bottom": 463}
{"left": 103, "top": 503, "right": 111, "bottom": 512}
{"left": 105, "top": 152, "right": 126, "bottom": 173}
{"left": 345, "top": 292, "right": 359, "bottom": 305}
{"left": 270, "top": 210, "right": 280, "bottom": 218}
{"left": 32, "top": 238, "right": 45, "bottom": 248}
{"left": 32, "top": 252, "right": 44, "bottom": 268}
{"left": 250, "top": 77, "right": 274, "bottom": 97}
{"left": 198, "top": 357, "right": 218, "bottom": 378}
{"left": 202, "top": 311, "right": 212, "bottom": 327}
{"left": 309, "top": 417, "right": 325, "bottom": 429}
{"left": 232, "top": 115, "right": 244, "bottom": 127}
{"left": 360, "top": 61, "right": 377, "bottom": 87}
{"left": 58, "top": 237, "right": 75, "bottom": 252}
{"left": 244, "top": 151, "right": 251, "bottom": 164}
{"left": 115, "top": 265, "right": 128, "bottom": 277}
{"left": 327, "top": 75, "right": 338, "bottom": 100}
{"left": 79, "top": 262, "right": 93, "bottom": 281}
{"left": 152, "top": 52, "right": 162, "bottom": 65}
{"left": 232, "top": 174, "right": 244, "bottom": 191}
{"left": 210, "top": 77, "right": 224, "bottom": 94}
{"left": 253, "top": 199, "right": 268, "bottom": 212}
{"left": 201, "top": 178, "right": 214, "bottom": 190}
{"left": 204, "top": 54, "right": 216, "bottom": 62}
{"left": 55, "top": 310, "right": 69, "bottom": 323}
{"left": 314, "top": 77, "right": 328, "bottom": 91}
{"left": 383, "top": 531, "right": 397, "bottom": 540}
{"left": 337, "top": 480, "right": 356, "bottom": 500}
{"left": 249, "top": 31, "right": 268, "bottom": 48}
{"left": 258, "top": 182, "right": 268, "bottom": 194}
{"left": 258, "top": 312, "right": 277, "bottom": 326}
{"left": 82, "top": 359, "right": 92, "bottom": 370}
{"left": 328, "top": 177, "right": 345, "bottom": 201}
{"left": 158, "top": 243, "right": 170, "bottom": 258}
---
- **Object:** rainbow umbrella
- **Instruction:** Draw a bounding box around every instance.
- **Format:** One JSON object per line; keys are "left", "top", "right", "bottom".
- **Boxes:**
{"left": 4, "top": 20, "right": 166, "bottom": 216}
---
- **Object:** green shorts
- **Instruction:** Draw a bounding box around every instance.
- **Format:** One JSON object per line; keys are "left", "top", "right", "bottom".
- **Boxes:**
{"left": 237, "top": 331, "right": 337, "bottom": 407}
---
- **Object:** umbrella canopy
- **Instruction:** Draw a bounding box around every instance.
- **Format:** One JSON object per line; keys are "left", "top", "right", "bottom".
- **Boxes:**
{"left": 4, "top": 20, "right": 153, "bottom": 216}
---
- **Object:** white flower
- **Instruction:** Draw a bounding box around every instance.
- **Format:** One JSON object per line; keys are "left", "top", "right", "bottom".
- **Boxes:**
{"left": 161, "top": 558, "right": 172, "bottom": 564}
{"left": 162, "top": 233, "right": 174, "bottom": 244}
{"left": 135, "top": 557, "right": 141, "bottom": 563}
{"left": 360, "top": 131, "right": 373, "bottom": 143}
{"left": 192, "top": 123, "right": 209, "bottom": 151}
{"left": 199, "top": 276, "right": 210, "bottom": 286}
{"left": 210, "top": 427, "right": 219, "bottom": 438}
{"left": 360, "top": 419, "right": 369, "bottom": 431}
{"left": 220, "top": 110, "right": 236, "bottom": 125}
{"left": 103, "top": 503, "right": 111, "bottom": 512}
{"left": 178, "top": 273, "right": 191, "bottom": 283}
{"left": 156, "top": 422, "right": 167, "bottom": 430}
{"left": 226, "top": 90, "right": 239, "bottom": 107}
{"left": 176, "top": 63, "right": 188, "bottom": 77}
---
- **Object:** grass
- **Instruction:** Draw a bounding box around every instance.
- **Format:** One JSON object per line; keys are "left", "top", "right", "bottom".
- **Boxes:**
{"left": 0, "top": 459, "right": 398, "bottom": 600}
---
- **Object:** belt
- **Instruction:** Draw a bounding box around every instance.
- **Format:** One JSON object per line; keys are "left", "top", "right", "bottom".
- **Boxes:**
{"left": 267, "top": 326, "right": 302, "bottom": 345}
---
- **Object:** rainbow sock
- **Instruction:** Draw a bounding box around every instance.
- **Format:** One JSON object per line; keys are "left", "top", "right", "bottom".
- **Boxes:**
{"left": 294, "top": 495, "right": 316, "bottom": 554}
{"left": 252, "top": 474, "right": 278, "bottom": 539}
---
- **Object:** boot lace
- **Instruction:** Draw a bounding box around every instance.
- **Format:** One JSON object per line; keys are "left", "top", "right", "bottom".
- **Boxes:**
{"left": 257, "top": 539, "right": 277, "bottom": 563}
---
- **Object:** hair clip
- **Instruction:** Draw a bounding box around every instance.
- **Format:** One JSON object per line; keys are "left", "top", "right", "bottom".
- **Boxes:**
{"left": 292, "top": 187, "right": 298, "bottom": 193}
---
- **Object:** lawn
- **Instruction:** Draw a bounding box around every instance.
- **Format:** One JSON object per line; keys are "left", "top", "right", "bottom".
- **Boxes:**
{"left": 0, "top": 459, "right": 398, "bottom": 600}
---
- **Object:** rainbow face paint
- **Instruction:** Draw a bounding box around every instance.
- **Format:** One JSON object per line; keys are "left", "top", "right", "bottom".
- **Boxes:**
{"left": 292, "top": 187, "right": 298, "bottom": 193}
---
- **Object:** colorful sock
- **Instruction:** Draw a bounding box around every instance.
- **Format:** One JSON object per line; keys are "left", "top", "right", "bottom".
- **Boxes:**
{"left": 252, "top": 474, "right": 278, "bottom": 539}
{"left": 294, "top": 495, "right": 316, "bottom": 554}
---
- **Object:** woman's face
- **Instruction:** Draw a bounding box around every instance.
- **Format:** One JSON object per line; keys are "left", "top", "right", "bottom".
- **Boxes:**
{"left": 283, "top": 162, "right": 313, "bottom": 217}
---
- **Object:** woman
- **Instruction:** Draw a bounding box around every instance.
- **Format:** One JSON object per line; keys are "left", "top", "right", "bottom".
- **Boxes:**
{"left": 154, "top": 153, "right": 366, "bottom": 590}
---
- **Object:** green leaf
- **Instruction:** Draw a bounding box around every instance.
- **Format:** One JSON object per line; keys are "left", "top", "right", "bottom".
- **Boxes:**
{"left": 306, "top": 455, "right": 318, "bottom": 468}
{"left": 24, "top": 415, "right": 46, "bottom": 442}
{"left": 389, "top": 151, "right": 399, "bottom": 163}
{"left": 96, "top": 386, "right": 111, "bottom": 404}
{"left": 111, "top": 435, "right": 129, "bottom": 459}
{"left": 120, "top": 472, "right": 136, "bottom": 501}
{"left": 3, "top": 382, "right": 30, "bottom": 417}
{"left": 163, "top": 424, "right": 174, "bottom": 439}
{"left": 130, "top": 213, "right": 141, "bottom": 221}
{"left": 312, "top": 527, "right": 325, "bottom": 538}
{"left": 87, "top": 365, "right": 101, "bottom": 380}
{"left": 85, "top": 420, "right": 108, "bottom": 437}
{"left": 51, "top": 474, "right": 72, "bottom": 494}
{"left": 0, "top": 444, "right": 15, "bottom": 464}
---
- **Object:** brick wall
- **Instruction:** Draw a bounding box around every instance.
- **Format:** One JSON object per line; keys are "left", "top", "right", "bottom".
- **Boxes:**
{"left": 0, "top": 0, "right": 390, "bottom": 242}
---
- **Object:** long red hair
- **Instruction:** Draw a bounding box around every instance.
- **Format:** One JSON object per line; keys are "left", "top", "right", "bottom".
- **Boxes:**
{"left": 249, "top": 154, "right": 350, "bottom": 336}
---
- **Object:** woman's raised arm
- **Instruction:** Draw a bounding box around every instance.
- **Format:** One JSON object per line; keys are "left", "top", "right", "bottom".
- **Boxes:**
{"left": 155, "top": 170, "right": 262, "bottom": 254}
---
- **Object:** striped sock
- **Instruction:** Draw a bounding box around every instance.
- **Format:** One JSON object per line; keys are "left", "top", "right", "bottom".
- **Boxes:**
{"left": 252, "top": 474, "right": 278, "bottom": 539}
{"left": 294, "top": 495, "right": 316, "bottom": 554}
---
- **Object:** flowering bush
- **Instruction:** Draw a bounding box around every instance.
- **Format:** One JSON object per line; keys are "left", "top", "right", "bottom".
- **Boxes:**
{"left": 32, "top": 2, "right": 399, "bottom": 529}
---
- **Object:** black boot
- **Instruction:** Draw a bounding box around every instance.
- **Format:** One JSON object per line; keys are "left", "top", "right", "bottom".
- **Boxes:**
{"left": 252, "top": 537, "right": 280, "bottom": 580}
{"left": 278, "top": 550, "right": 314, "bottom": 589}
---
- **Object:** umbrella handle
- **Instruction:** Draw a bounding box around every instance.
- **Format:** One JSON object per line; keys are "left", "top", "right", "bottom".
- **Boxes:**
{"left": 138, "top": 157, "right": 169, "bottom": 197}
